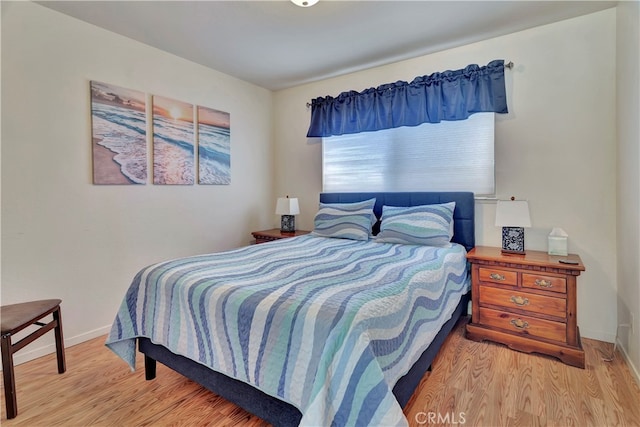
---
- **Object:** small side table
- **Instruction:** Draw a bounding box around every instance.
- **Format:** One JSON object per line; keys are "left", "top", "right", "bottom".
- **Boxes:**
{"left": 251, "top": 228, "right": 310, "bottom": 244}
{"left": 465, "top": 246, "right": 586, "bottom": 368}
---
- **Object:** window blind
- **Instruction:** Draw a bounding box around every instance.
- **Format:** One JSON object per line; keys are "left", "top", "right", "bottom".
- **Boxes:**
{"left": 322, "top": 112, "right": 494, "bottom": 195}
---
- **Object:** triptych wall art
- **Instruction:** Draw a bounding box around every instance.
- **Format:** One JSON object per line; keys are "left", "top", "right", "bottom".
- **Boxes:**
{"left": 91, "top": 81, "right": 231, "bottom": 185}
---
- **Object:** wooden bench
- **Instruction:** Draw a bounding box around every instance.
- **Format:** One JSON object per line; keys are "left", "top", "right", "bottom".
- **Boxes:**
{"left": 1, "top": 299, "right": 66, "bottom": 419}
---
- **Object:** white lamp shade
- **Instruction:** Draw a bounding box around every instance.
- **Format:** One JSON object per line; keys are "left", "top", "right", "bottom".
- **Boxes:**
{"left": 495, "top": 200, "right": 531, "bottom": 228}
{"left": 276, "top": 197, "right": 300, "bottom": 215}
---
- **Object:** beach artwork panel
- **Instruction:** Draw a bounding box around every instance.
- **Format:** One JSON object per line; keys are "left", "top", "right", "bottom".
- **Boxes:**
{"left": 198, "top": 106, "right": 231, "bottom": 185}
{"left": 91, "top": 81, "right": 147, "bottom": 184}
{"left": 153, "top": 96, "right": 195, "bottom": 185}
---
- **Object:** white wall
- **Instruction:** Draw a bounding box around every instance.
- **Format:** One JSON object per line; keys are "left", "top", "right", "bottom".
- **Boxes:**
{"left": 274, "top": 10, "right": 618, "bottom": 342}
{"left": 616, "top": 1, "right": 640, "bottom": 381}
{"left": 1, "top": 2, "right": 275, "bottom": 364}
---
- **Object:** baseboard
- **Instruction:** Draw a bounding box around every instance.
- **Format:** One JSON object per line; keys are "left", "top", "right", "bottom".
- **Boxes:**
{"left": 3, "top": 325, "right": 111, "bottom": 369}
{"left": 616, "top": 337, "right": 640, "bottom": 388}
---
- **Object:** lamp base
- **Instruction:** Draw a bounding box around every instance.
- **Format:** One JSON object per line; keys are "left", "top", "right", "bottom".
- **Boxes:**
{"left": 280, "top": 215, "right": 296, "bottom": 233}
{"left": 501, "top": 226, "right": 525, "bottom": 255}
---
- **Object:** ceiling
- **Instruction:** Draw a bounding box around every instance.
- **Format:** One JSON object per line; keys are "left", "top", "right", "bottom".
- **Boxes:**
{"left": 40, "top": 1, "right": 617, "bottom": 91}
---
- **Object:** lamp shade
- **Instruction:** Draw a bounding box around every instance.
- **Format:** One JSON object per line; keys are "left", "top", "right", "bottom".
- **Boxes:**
{"left": 495, "top": 200, "right": 531, "bottom": 227}
{"left": 275, "top": 197, "right": 300, "bottom": 216}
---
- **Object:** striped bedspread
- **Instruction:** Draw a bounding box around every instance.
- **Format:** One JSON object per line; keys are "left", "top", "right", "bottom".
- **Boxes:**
{"left": 106, "top": 235, "right": 469, "bottom": 426}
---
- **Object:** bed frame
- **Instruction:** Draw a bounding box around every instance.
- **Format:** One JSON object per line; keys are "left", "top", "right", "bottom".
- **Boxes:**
{"left": 139, "top": 192, "right": 475, "bottom": 426}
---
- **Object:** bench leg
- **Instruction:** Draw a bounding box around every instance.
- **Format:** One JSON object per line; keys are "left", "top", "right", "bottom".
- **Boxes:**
{"left": 1, "top": 334, "right": 17, "bottom": 419}
{"left": 53, "top": 306, "right": 66, "bottom": 374}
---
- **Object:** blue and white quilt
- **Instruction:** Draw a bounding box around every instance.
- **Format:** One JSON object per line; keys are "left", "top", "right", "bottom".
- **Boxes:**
{"left": 106, "top": 235, "right": 469, "bottom": 426}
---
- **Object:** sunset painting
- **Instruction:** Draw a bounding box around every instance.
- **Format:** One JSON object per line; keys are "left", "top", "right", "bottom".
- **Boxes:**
{"left": 152, "top": 96, "right": 194, "bottom": 185}
{"left": 91, "top": 81, "right": 147, "bottom": 184}
{"left": 198, "top": 106, "right": 230, "bottom": 185}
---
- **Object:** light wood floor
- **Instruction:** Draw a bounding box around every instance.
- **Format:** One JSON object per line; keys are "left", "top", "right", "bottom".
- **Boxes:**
{"left": 2, "top": 318, "right": 639, "bottom": 426}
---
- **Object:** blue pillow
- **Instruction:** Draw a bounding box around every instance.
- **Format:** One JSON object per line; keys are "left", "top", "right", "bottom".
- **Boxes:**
{"left": 311, "top": 198, "right": 376, "bottom": 241}
{"left": 374, "top": 202, "right": 455, "bottom": 246}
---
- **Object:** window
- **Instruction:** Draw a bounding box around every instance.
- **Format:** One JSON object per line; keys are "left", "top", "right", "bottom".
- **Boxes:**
{"left": 322, "top": 112, "right": 494, "bottom": 195}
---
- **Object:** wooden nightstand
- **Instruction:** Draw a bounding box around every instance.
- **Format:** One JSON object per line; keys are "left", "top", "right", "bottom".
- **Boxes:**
{"left": 465, "top": 246, "right": 586, "bottom": 368}
{"left": 251, "top": 228, "right": 310, "bottom": 244}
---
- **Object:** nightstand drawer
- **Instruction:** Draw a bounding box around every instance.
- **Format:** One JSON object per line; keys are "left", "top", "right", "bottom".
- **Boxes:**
{"left": 479, "top": 286, "right": 566, "bottom": 319}
{"left": 478, "top": 267, "right": 517, "bottom": 286}
{"left": 522, "top": 273, "right": 567, "bottom": 294}
{"left": 479, "top": 307, "right": 566, "bottom": 342}
{"left": 251, "top": 229, "right": 310, "bottom": 244}
{"left": 255, "top": 236, "right": 279, "bottom": 244}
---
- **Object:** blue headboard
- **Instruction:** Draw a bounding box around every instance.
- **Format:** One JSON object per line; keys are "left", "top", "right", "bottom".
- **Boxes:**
{"left": 319, "top": 192, "right": 475, "bottom": 252}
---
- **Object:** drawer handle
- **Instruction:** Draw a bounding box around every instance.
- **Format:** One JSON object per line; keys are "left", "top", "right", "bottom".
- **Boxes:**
{"left": 490, "top": 273, "right": 506, "bottom": 281}
{"left": 510, "top": 295, "right": 529, "bottom": 306}
{"left": 534, "top": 279, "right": 552, "bottom": 288}
{"left": 510, "top": 318, "right": 529, "bottom": 330}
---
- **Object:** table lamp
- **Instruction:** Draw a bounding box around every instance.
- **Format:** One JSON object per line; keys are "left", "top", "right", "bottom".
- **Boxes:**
{"left": 495, "top": 199, "right": 531, "bottom": 254}
{"left": 275, "top": 196, "right": 300, "bottom": 233}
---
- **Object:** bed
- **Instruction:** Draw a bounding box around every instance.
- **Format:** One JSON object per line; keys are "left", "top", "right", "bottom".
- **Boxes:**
{"left": 106, "top": 191, "right": 475, "bottom": 426}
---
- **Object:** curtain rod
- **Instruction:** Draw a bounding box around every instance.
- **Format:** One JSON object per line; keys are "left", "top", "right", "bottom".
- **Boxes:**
{"left": 306, "top": 61, "right": 514, "bottom": 108}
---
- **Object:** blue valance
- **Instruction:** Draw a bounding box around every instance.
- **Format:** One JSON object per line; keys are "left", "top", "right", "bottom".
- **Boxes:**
{"left": 307, "top": 59, "right": 508, "bottom": 138}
